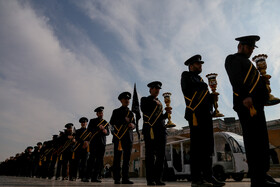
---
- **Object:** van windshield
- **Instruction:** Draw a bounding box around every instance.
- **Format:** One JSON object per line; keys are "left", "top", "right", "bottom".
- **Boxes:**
{"left": 227, "top": 133, "right": 246, "bottom": 153}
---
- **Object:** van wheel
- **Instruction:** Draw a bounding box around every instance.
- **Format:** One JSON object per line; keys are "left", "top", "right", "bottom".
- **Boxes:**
{"left": 231, "top": 173, "right": 244, "bottom": 181}
{"left": 213, "top": 166, "right": 227, "bottom": 181}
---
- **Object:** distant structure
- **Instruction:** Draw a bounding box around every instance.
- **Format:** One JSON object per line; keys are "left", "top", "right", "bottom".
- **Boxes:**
{"left": 104, "top": 118, "right": 280, "bottom": 177}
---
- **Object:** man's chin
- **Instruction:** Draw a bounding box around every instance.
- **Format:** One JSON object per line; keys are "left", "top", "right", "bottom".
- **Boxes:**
{"left": 248, "top": 52, "right": 253, "bottom": 58}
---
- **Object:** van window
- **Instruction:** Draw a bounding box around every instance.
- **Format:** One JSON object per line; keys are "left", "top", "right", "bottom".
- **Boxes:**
{"left": 215, "top": 136, "right": 232, "bottom": 162}
{"left": 229, "top": 137, "right": 241, "bottom": 153}
{"left": 183, "top": 141, "right": 191, "bottom": 164}
{"left": 165, "top": 144, "right": 171, "bottom": 161}
{"left": 172, "top": 143, "right": 182, "bottom": 172}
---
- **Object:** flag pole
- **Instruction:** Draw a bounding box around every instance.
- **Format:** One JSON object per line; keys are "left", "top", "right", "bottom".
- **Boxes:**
{"left": 132, "top": 83, "right": 141, "bottom": 177}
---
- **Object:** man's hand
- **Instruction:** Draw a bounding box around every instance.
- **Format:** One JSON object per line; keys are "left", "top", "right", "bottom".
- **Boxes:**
{"left": 102, "top": 129, "right": 107, "bottom": 134}
{"left": 125, "top": 117, "right": 130, "bottom": 122}
{"left": 128, "top": 123, "right": 135, "bottom": 129}
{"left": 72, "top": 138, "right": 76, "bottom": 143}
{"left": 264, "top": 79, "right": 270, "bottom": 85}
{"left": 68, "top": 135, "right": 73, "bottom": 139}
{"left": 243, "top": 97, "right": 253, "bottom": 109}
{"left": 83, "top": 141, "right": 89, "bottom": 149}
{"left": 261, "top": 75, "right": 270, "bottom": 84}
{"left": 99, "top": 125, "right": 104, "bottom": 130}
{"left": 211, "top": 93, "right": 218, "bottom": 101}
{"left": 165, "top": 106, "right": 172, "bottom": 114}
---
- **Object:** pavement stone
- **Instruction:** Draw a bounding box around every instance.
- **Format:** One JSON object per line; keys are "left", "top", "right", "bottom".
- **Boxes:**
{"left": 0, "top": 176, "right": 279, "bottom": 187}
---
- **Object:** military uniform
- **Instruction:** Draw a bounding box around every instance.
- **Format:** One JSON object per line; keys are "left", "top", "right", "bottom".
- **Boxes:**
{"left": 16, "top": 153, "right": 25, "bottom": 176}
{"left": 225, "top": 35, "right": 276, "bottom": 186}
{"left": 181, "top": 55, "right": 220, "bottom": 186}
{"left": 47, "top": 135, "right": 60, "bottom": 179}
{"left": 23, "top": 146, "right": 34, "bottom": 177}
{"left": 140, "top": 81, "right": 168, "bottom": 185}
{"left": 40, "top": 140, "right": 53, "bottom": 178}
{"left": 3, "top": 156, "right": 18, "bottom": 176}
{"left": 110, "top": 92, "right": 135, "bottom": 184}
{"left": 55, "top": 131, "right": 65, "bottom": 180}
{"left": 85, "top": 108, "right": 109, "bottom": 182}
{"left": 33, "top": 142, "right": 43, "bottom": 177}
{"left": 72, "top": 117, "right": 90, "bottom": 180}
{"left": 60, "top": 123, "right": 76, "bottom": 180}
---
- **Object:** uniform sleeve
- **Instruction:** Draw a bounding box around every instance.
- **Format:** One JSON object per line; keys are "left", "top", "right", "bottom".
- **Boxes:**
{"left": 105, "top": 124, "right": 110, "bottom": 136}
{"left": 87, "top": 120, "right": 92, "bottom": 131}
{"left": 59, "top": 135, "right": 67, "bottom": 146}
{"left": 109, "top": 110, "right": 116, "bottom": 127}
{"left": 140, "top": 97, "right": 148, "bottom": 114}
{"left": 225, "top": 55, "right": 250, "bottom": 100}
{"left": 74, "top": 130, "right": 83, "bottom": 143}
{"left": 181, "top": 72, "right": 192, "bottom": 96}
{"left": 91, "top": 119, "right": 100, "bottom": 131}
{"left": 181, "top": 71, "right": 208, "bottom": 97}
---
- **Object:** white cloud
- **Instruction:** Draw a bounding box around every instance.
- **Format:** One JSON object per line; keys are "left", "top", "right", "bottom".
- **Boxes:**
{"left": 77, "top": 0, "right": 238, "bottom": 123}
{"left": 79, "top": 0, "right": 280, "bottom": 123}
{"left": 0, "top": 0, "right": 131, "bottom": 161}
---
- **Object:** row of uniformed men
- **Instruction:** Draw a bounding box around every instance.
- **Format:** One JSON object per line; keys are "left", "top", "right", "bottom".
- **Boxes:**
{"left": 0, "top": 81, "right": 171, "bottom": 186}
{"left": 0, "top": 106, "right": 109, "bottom": 182}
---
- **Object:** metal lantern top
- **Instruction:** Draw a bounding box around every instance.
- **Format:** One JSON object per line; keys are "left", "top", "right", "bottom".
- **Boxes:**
{"left": 252, "top": 54, "right": 268, "bottom": 63}
{"left": 206, "top": 73, "right": 218, "bottom": 80}
{"left": 162, "top": 92, "right": 171, "bottom": 98}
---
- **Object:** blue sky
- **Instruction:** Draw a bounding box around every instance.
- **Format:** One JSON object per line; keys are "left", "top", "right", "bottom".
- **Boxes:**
{"left": 0, "top": 0, "right": 280, "bottom": 161}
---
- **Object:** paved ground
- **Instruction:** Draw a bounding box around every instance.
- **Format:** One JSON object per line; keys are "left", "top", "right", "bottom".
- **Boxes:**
{"left": 0, "top": 176, "right": 279, "bottom": 187}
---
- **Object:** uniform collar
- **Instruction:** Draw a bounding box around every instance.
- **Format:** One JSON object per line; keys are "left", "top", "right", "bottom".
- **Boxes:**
{"left": 148, "top": 95, "right": 158, "bottom": 99}
{"left": 236, "top": 52, "right": 249, "bottom": 58}
{"left": 189, "top": 70, "right": 200, "bottom": 75}
{"left": 120, "top": 106, "right": 128, "bottom": 110}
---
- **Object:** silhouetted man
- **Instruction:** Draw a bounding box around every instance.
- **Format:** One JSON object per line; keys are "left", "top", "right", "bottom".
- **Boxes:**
{"left": 225, "top": 35, "right": 279, "bottom": 187}
{"left": 141, "top": 81, "right": 170, "bottom": 186}
{"left": 110, "top": 92, "right": 135, "bottom": 184}
{"left": 181, "top": 55, "right": 225, "bottom": 187}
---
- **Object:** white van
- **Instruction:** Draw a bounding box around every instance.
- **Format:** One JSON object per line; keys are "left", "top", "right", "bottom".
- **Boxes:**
{"left": 163, "top": 132, "right": 248, "bottom": 182}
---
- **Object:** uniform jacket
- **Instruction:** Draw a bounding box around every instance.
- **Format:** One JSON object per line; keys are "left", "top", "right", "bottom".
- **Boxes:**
{"left": 87, "top": 118, "right": 110, "bottom": 146}
{"left": 140, "top": 95, "right": 167, "bottom": 138}
{"left": 110, "top": 106, "right": 135, "bottom": 144}
{"left": 59, "top": 131, "right": 76, "bottom": 154}
{"left": 181, "top": 70, "right": 214, "bottom": 155}
{"left": 74, "top": 127, "right": 88, "bottom": 151}
{"left": 181, "top": 71, "right": 213, "bottom": 121}
{"left": 225, "top": 53, "right": 269, "bottom": 111}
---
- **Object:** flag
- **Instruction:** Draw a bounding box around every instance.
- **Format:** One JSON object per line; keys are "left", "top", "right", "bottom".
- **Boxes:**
{"left": 132, "top": 83, "right": 141, "bottom": 121}
{"left": 132, "top": 83, "right": 141, "bottom": 140}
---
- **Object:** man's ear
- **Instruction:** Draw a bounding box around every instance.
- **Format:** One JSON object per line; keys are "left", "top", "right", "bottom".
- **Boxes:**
{"left": 238, "top": 43, "right": 243, "bottom": 52}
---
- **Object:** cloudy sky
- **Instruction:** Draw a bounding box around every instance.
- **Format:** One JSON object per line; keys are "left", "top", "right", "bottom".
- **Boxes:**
{"left": 1, "top": 0, "right": 280, "bottom": 161}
